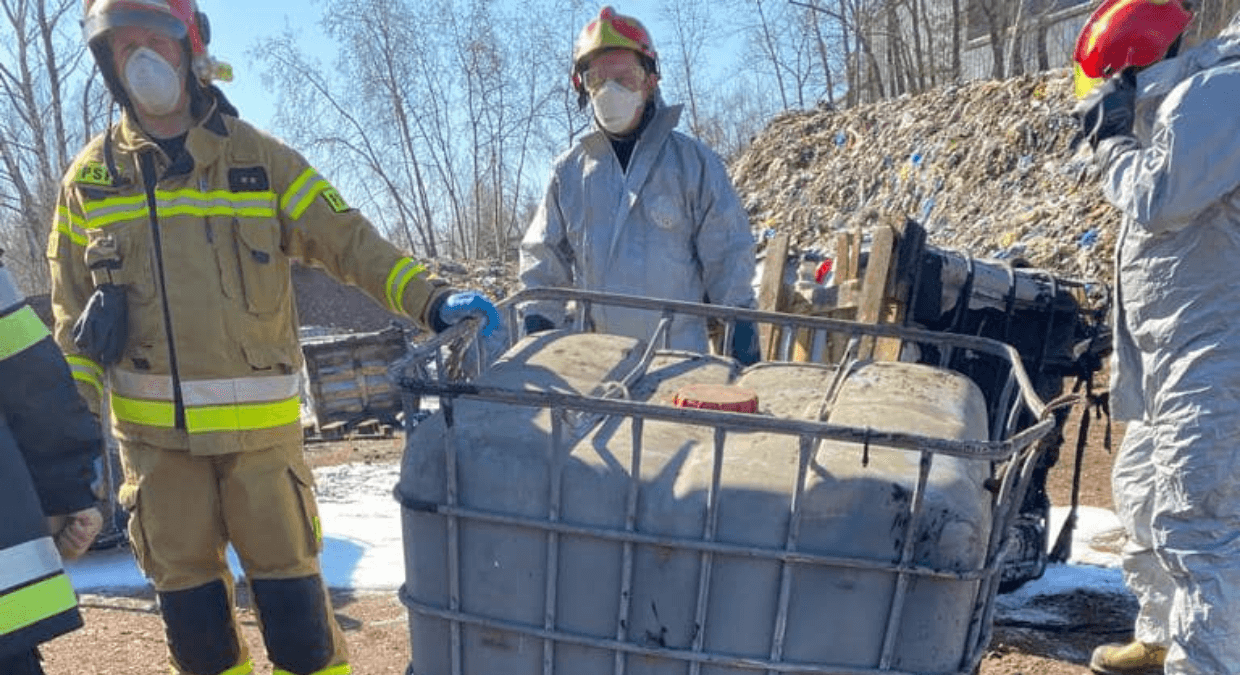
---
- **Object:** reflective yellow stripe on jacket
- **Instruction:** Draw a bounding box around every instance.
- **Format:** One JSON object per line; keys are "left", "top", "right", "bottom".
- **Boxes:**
{"left": 65, "top": 355, "right": 105, "bottom": 399}
{"left": 53, "top": 206, "right": 88, "bottom": 247}
{"left": 384, "top": 258, "right": 429, "bottom": 314}
{"left": 110, "top": 371, "right": 301, "bottom": 434}
{"left": 0, "top": 538, "right": 77, "bottom": 637}
{"left": 79, "top": 189, "right": 277, "bottom": 230}
{"left": 0, "top": 306, "right": 50, "bottom": 361}
{"left": 281, "top": 168, "right": 331, "bottom": 221}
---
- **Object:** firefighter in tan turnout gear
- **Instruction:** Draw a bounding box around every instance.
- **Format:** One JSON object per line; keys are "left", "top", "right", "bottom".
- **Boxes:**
{"left": 0, "top": 253, "right": 104, "bottom": 675}
{"left": 47, "top": 1, "right": 500, "bottom": 674}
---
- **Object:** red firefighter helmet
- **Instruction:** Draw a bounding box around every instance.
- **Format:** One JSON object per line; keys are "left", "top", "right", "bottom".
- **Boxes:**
{"left": 1072, "top": 0, "right": 1193, "bottom": 98}
{"left": 570, "top": 6, "right": 658, "bottom": 105}
{"left": 82, "top": 0, "right": 231, "bottom": 97}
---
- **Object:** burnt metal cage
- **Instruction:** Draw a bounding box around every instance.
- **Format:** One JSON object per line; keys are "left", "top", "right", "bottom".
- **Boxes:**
{"left": 391, "top": 288, "right": 1066, "bottom": 675}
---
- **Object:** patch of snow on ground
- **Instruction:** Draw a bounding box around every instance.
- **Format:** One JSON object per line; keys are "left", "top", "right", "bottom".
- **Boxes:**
{"left": 67, "top": 462, "right": 1136, "bottom": 631}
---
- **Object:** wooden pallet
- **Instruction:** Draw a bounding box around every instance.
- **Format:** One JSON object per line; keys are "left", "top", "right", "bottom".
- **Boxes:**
{"left": 758, "top": 213, "right": 926, "bottom": 363}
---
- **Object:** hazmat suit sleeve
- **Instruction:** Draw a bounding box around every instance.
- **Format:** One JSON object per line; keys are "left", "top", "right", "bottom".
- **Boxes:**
{"left": 1103, "top": 66, "right": 1240, "bottom": 233}
{"left": 518, "top": 167, "right": 575, "bottom": 325}
{"left": 692, "top": 146, "right": 757, "bottom": 309}
{"left": 46, "top": 173, "right": 107, "bottom": 415}
{"left": 270, "top": 144, "right": 453, "bottom": 331}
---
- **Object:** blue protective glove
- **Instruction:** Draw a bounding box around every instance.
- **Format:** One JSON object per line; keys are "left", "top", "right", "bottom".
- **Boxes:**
{"left": 730, "top": 319, "right": 761, "bottom": 366}
{"left": 436, "top": 291, "right": 500, "bottom": 337}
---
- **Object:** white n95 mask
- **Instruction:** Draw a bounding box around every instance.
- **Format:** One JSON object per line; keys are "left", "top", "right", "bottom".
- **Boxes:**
{"left": 123, "top": 47, "right": 182, "bottom": 116}
{"left": 591, "top": 80, "right": 644, "bottom": 134}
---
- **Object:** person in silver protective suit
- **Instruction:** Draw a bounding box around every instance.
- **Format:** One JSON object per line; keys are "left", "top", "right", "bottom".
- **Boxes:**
{"left": 1074, "top": 1, "right": 1240, "bottom": 673}
{"left": 519, "top": 6, "right": 759, "bottom": 364}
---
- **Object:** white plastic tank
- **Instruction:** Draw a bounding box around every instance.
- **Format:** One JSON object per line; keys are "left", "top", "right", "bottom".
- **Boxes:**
{"left": 399, "top": 331, "right": 993, "bottom": 674}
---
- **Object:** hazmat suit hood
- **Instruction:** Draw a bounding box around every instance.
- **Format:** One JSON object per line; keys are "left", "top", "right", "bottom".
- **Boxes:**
{"left": 1133, "top": 13, "right": 1240, "bottom": 133}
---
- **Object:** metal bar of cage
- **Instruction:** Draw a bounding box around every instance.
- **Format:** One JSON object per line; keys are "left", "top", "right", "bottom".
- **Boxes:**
{"left": 393, "top": 288, "right": 1064, "bottom": 675}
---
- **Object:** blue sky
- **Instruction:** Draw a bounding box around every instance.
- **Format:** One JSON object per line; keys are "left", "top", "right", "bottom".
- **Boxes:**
{"left": 201, "top": 1, "right": 717, "bottom": 134}
{"left": 201, "top": 1, "right": 328, "bottom": 132}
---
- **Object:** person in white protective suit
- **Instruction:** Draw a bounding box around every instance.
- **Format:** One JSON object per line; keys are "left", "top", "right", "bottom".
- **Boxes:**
{"left": 518, "top": 6, "right": 760, "bottom": 364}
{"left": 1072, "top": 1, "right": 1240, "bottom": 673}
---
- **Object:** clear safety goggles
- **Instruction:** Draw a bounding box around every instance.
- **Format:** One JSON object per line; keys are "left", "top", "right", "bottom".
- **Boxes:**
{"left": 582, "top": 64, "right": 647, "bottom": 93}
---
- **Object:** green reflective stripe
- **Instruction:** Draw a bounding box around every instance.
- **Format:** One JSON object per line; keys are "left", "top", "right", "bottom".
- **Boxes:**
{"left": 280, "top": 168, "right": 331, "bottom": 220}
{"left": 68, "top": 359, "right": 105, "bottom": 398}
{"left": 80, "top": 193, "right": 147, "bottom": 229}
{"left": 82, "top": 190, "right": 276, "bottom": 230}
{"left": 67, "top": 356, "right": 105, "bottom": 398}
{"left": 280, "top": 168, "right": 317, "bottom": 213}
{"left": 71, "top": 371, "right": 104, "bottom": 399}
{"left": 384, "top": 258, "right": 426, "bottom": 313}
{"left": 220, "top": 659, "right": 254, "bottom": 675}
{"left": 273, "top": 663, "right": 351, "bottom": 675}
{"left": 66, "top": 355, "right": 104, "bottom": 382}
{"left": 156, "top": 189, "right": 276, "bottom": 218}
{"left": 55, "top": 207, "right": 88, "bottom": 247}
{"left": 185, "top": 396, "right": 301, "bottom": 433}
{"left": 0, "top": 306, "right": 50, "bottom": 360}
{"left": 111, "top": 371, "right": 299, "bottom": 406}
{"left": 392, "top": 267, "right": 426, "bottom": 315}
{"left": 111, "top": 394, "right": 175, "bottom": 428}
{"left": 287, "top": 178, "right": 330, "bottom": 220}
{"left": 0, "top": 573, "right": 77, "bottom": 637}
{"left": 111, "top": 392, "right": 301, "bottom": 433}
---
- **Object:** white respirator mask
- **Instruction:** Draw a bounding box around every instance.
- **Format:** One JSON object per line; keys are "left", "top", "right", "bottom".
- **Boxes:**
{"left": 123, "top": 46, "right": 183, "bottom": 116}
{"left": 591, "top": 80, "right": 644, "bottom": 134}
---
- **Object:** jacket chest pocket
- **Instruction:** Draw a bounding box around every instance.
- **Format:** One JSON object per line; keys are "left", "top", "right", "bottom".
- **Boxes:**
{"left": 85, "top": 221, "right": 157, "bottom": 304}
{"left": 226, "top": 218, "right": 289, "bottom": 315}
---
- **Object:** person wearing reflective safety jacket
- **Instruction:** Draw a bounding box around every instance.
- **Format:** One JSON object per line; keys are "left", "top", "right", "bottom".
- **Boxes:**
{"left": 1073, "top": 3, "right": 1240, "bottom": 674}
{"left": 0, "top": 255, "right": 103, "bottom": 675}
{"left": 519, "top": 6, "right": 759, "bottom": 363}
{"left": 47, "top": 2, "right": 498, "bottom": 674}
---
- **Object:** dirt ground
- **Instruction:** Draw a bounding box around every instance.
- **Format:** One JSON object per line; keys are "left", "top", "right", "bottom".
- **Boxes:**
{"left": 40, "top": 382, "right": 1127, "bottom": 675}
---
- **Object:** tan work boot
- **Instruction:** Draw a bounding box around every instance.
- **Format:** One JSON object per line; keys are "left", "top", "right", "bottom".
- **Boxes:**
{"left": 1089, "top": 641, "right": 1167, "bottom": 675}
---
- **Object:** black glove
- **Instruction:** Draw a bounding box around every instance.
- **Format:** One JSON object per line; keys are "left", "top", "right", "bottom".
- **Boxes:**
{"left": 730, "top": 320, "right": 761, "bottom": 366}
{"left": 523, "top": 313, "right": 557, "bottom": 335}
{"left": 72, "top": 283, "right": 128, "bottom": 366}
{"left": 1073, "top": 68, "right": 1137, "bottom": 151}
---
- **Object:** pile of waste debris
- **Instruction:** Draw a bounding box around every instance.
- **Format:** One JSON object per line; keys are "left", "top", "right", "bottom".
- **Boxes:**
{"left": 730, "top": 67, "right": 1116, "bottom": 287}
{"left": 298, "top": 68, "right": 1119, "bottom": 334}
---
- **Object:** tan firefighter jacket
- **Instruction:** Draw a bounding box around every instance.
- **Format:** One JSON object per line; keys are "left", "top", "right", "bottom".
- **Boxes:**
{"left": 48, "top": 103, "right": 452, "bottom": 455}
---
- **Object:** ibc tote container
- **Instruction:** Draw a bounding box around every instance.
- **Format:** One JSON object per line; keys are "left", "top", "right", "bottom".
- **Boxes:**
{"left": 392, "top": 289, "right": 1055, "bottom": 675}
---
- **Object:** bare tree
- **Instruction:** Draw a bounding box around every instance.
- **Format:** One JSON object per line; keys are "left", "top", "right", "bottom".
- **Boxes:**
{"left": 256, "top": 0, "right": 578, "bottom": 262}
{"left": 657, "top": 0, "right": 715, "bottom": 137}
{"left": 0, "top": 0, "right": 102, "bottom": 293}
{"left": 257, "top": 11, "right": 444, "bottom": 257}
{"left": 790, "top": 0, "right": 885, "bottom": 104}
